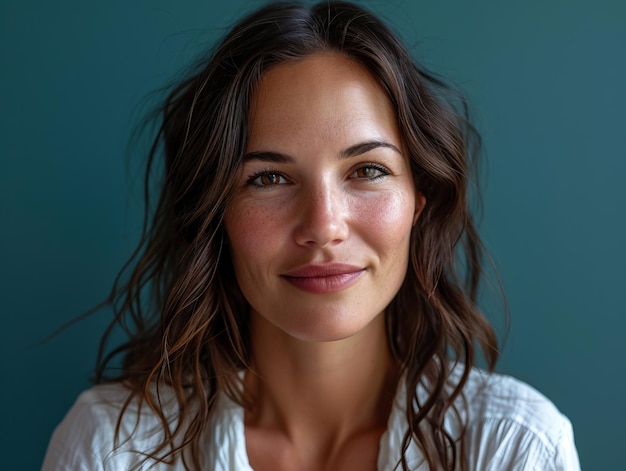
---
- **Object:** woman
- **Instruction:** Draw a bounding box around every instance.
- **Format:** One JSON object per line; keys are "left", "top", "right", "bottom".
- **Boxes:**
{"left": 42, "top": 1, "right": 579, "bottom": 470}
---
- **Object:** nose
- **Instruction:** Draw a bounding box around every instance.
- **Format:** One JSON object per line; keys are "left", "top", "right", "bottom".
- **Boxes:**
{"left": 293, "top": 180, "right": 349, "bottom": 247}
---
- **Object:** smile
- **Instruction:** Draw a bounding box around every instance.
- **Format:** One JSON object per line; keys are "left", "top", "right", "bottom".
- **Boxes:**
{"left": 281, "top": 264, "right": 366, "bottom": 294}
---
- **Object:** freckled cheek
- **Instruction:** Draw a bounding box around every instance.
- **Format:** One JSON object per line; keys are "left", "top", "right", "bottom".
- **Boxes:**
{"left": 225, "top": 203, "right": 289, "bottom": 262}
{"left": 351, "top": 192, "right": 415, "bottom": 246}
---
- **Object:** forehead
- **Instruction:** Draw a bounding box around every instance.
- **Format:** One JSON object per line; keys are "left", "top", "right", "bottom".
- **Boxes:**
{"left": 247, "top": 52, "right": 400, "bottom": 151}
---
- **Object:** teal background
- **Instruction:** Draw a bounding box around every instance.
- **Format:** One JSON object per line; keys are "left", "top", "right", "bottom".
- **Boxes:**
{"left": 1, "top": 0, "right": 624, "bottom": 469}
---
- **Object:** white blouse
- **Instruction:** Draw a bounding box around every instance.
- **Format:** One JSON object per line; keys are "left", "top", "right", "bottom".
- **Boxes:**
{"left": 42, "top": 367, "right": 580, "bottom": 470}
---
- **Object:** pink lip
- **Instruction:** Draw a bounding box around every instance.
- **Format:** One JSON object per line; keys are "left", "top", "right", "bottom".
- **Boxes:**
{"left": 281, "top": 263, "right": 366, "bottom": 294}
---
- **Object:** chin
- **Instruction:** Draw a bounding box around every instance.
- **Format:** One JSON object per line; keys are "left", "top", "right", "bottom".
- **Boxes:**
{"left": 280, "top": 309, "right": 386, "bottom": 344}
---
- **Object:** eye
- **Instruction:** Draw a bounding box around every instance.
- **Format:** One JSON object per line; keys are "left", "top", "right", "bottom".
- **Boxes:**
{"left": 351, "top": 164, "right": 390, "bottom": 181}
{"left": 247, "top": 171, "right": 289, "bottom": 187}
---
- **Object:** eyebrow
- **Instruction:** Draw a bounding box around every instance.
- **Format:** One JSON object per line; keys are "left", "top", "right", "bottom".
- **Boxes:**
{"left": 340, "top": 140, "right": 401, "bottom": 159}
{"left": 242, "top": 139, "right": 401, "bottom": 163}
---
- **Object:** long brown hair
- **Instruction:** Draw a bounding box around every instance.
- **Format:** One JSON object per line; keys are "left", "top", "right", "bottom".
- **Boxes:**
{"left": 95, "top": 1, "right": 500, "bottom": 469}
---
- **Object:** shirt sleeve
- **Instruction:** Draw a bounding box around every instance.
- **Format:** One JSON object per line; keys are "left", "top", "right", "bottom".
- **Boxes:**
{"left": 41, "top": 386, "right": 139, "bottom": 471}
{"left": 464, "top": 414, "right": 580, "bottom": 471}
{"left": 40, "top": 384, "right": 191, "bottom": 471}
{"left": 459, "top": 370, "right": 581, "bottom": 471}
{"left": 552, "top": 417, "right": 581, "bottom": 471}
{"left": 41, "top": 396, "right": 108, "bottom": 471}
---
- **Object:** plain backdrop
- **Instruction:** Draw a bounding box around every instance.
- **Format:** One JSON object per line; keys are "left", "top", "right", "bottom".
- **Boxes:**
{"left": 1, "top": 0, "right": 624, "bottom": 469}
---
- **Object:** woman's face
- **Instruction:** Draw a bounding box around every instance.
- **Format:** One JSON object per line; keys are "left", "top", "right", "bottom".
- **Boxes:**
{"left": 224, "top": 52, "right": 424, "bottom": 343}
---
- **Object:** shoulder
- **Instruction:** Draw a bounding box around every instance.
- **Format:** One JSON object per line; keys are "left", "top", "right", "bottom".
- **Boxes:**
{"left": 454, "top": 367, "right": 581, "bottom": 470}
{"left": 457, "top": 367, "right": 564, "bottom": 435}
{"left": 41, "top": 383, "right": 183, "bottom": 470}
{"left": 42, "top": 382, "right": 250, "bottom": 471}
{"left": 380, "top": 366, "right": 580, "bottom": 470}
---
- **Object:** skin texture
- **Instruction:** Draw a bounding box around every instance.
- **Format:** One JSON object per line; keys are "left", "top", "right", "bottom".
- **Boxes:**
{"left": 224, "top": 52, "right": 426, "bottom": 470}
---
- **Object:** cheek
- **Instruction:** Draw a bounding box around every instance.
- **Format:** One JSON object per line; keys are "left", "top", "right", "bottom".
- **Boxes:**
{"left": 224, "top": 201, "right": 287, "bottom": 264}
{"left": 352, "top": 190, "right": 415, "bottom": 247}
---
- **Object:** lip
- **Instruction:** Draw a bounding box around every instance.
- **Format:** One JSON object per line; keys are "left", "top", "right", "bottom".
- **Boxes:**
{"left": 281, "top": 263, "right": 366, "bottom": 294}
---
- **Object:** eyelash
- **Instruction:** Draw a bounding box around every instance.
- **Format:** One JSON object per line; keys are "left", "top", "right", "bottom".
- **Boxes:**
{"left": 246, "top": 169, "right": 291, "bottom": 188}
{"left": 351, "top": 162, "right": 391, "bottom": 181}
{"left": 245, "top": 162, "right": 391, "bottom": 188}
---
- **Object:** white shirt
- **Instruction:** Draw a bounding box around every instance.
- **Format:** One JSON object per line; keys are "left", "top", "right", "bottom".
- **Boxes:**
{"left": 42, "top": 367, "right": 580, "bottom": 470}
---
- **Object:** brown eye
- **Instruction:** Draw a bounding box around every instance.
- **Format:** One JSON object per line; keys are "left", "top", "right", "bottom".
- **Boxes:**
{"left": 352, "top": 164, "right": 389, "bottom": 180}
{"left": 248, "top": 171, "right": 289, "bottom": 187}
{"left": 356, "top": 167, "right": 378, "bottom": 178}
{"left": 261, "top": 173, "right": 282, "bottom": 185}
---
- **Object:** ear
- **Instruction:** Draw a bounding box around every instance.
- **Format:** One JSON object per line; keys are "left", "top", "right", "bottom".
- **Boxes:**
{"left": 413, "top": 192, "right": 426, "bottom": 226}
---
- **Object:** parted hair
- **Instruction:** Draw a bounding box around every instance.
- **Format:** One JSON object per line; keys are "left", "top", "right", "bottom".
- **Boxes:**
{"left": 95, "top": 1, "right": 500, "bottom": 470}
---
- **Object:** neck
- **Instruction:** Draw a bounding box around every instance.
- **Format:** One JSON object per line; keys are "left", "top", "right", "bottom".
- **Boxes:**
{"left": 243, "top": 310, "right": 398, "bottom": 452}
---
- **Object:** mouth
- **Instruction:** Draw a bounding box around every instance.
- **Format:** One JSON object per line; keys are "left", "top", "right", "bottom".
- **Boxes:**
{"left": 281, "top": 263, "right": 366, "bottom": 294}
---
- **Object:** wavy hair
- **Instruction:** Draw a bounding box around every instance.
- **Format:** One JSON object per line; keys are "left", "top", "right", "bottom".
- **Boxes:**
{"left": 94, "top": 1, "right": 500, "bottom": 469}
